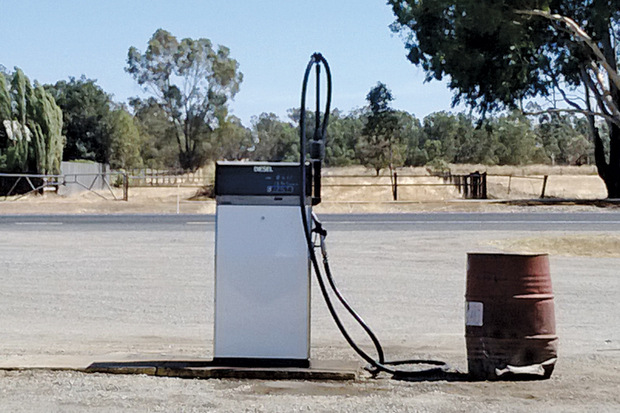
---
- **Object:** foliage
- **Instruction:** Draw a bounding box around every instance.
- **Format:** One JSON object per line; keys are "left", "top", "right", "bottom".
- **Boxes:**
{"left": 388, "top": 0, "right": 620, "bottom": 196}
{"left": 240, "top": 106, "right": 592, "bottom": 172}
{"left": 130, "top": 97, "right": 179, "bottom": 169}
{"left": 0, "top": 68, "right": 65, "bottom": 175}
{"left": 325, "top": 109, "right": 364, "bottom": 166}
{"left": 213, "top": 115, "right": 253, "bottom": 160}
{"left": 493, "top": 112, "right": 539, "bottom": 165}
{"left": 250, "top": 113, "right": 299, "bottom": 161}
{"left": 45, "top": 76, "right": 115, "bottom": 164}
{"left": 126, "top": 29, "right": 243, "bottom": 171}
{"left": 532, "top": 109, "right": 593, "bottom": 165}
{"left": 29, "top": 84, "right": 65, "bottom": 175}
{"left": 356, "top": 82, "right": 406, "bottom": 175}
{"left": 108, "top": 108, "right": 143, "bottom": 170}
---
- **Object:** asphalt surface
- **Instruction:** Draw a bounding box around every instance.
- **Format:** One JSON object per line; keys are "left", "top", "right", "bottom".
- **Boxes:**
{"left": 2, "top": 211, "right": 620, "bottom": 231}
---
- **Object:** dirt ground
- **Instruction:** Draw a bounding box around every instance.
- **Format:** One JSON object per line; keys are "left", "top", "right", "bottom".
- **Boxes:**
{"left": 0, "top": 225, "right": 619, "bottom": 412}
{"left": 1, "top": 165, "right": 619, "bottom": 412}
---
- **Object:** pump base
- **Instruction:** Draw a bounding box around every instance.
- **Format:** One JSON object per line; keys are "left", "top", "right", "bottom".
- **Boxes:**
{"left": 82, "top": 359, "right": 358, "bottom": 380}
{"left": 211, "top": 357, "right": 310, "bottom": 368}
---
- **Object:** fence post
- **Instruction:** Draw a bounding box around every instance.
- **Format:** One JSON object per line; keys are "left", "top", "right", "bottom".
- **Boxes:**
{"left": 463, "top": 175, "right": 469, "bottom": 198}
{"left": 470, "top": 172, "right": 481, "bottom": 199}
{"left": 540, "top": 175, "right": 548, "bottom": 198}
{"left": 393, "top": 172, "right": 398, "bottom": 201}
{"left": 123, "top": 172, "right": 129, "bottom": 201}
{"left": 455, "top": 175, "right": 462, "bottom": 194}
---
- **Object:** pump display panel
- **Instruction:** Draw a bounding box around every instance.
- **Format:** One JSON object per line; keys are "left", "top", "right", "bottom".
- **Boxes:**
{"left": 215, "top": 162, "right": 311, "bottom": 197}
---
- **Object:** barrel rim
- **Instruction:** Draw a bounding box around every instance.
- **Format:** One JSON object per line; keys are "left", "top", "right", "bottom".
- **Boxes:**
{"left": 467, "top": 252, "right": 549, "bottom": 258}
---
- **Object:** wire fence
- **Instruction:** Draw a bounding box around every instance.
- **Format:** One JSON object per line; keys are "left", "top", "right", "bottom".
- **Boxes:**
{"left": 0, "top": 172, "right": 128, "bottom": 201}
{"left": 322, "top": 172, "right": 491, "bottom": 200}
{"left": 0, "top": 169, "right": 550, "bottom": 202}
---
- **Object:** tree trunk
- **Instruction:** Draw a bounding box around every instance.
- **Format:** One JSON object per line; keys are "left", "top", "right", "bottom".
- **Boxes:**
{"left": 592, "top": 11, "right": 620, "bottom": 199}
{"left": 602, "top": 124, "right": 620, "bottom": 198}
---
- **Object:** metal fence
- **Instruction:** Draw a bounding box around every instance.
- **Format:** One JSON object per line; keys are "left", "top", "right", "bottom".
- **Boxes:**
{"left": 0, "top": 172, "right": 128, "bottom": 201}
{"left": 126, "top": 168, "right": 208, "bottom": 187}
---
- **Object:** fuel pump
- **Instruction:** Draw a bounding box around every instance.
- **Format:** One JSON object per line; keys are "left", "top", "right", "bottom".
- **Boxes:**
{"left": 214, "top": 53, "right": 447, "bottom": 378}
{"left": 211, "top": 53, "right": 329, "bottom": 368}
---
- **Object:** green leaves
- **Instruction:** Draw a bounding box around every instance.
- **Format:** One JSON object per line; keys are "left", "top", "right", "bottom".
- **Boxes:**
{"left": 45, "top": 76, "right": 114, "bottom": 164}
{"left": 0, "top": 74, "right": 11, "bottom": 121}
{"left": 28, "top": 84, "right": 64, "bottom": 174}
{"left": 389, "top": 0, "right": 563, "bottom": 112}
{"left": 250, "top": 113, "right": 298, "bottom": 162}
{"left": 126, "top": 29, "right": 243, "bottom": 170}
{"left": 357, "top": 83, "right": 406, "bottom": 174}
{"left": 109, "top": 108, "right": 143, "bottom": 170}
{"left": 0, "top": 68, "right": 65, "bottom": 174}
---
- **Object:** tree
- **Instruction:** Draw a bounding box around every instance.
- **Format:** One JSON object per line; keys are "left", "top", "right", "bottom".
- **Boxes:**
{"left": 45, "top": 76, "right": 115, "bottom": 164}
{"left": 533, "top": 110, "right": 593, "bottom": 164}
{"left": 0, "top": 68, "right": 64, "bottom": 176}
{"left": 212, "top": 115, "right": 253, "bottom": 160}
{"left": 420, "top": 112, "right": 460, "bottom": 164}
{"left": 108, "top": 108, "right": 143, "bottom": 170}
{"left": 389, "top": 1, "right": 620, "bottom": 197}
{"left": 325, "top": 108, "right": 364, "bottom": 167}
{"left": 493, "top": 111, "right": 539, "bottom": 165}
{"left": 130, "top": 97, "right": 179, "bottom": 169}
{"left": 250, "top": 113, "right": 299, "bottom": 161}
{"left": 126, "top": 29, "right": 243, "bottom": 171}
{"left": 356, "top": 82, "right": 405, "bottom": 175}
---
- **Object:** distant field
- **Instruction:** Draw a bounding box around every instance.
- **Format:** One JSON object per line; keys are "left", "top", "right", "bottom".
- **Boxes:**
{"left": 320, "top": 164, "right": 606, "bottom": 202}
{"left": 0, "top": 164, "right": 608, "bottom": 215}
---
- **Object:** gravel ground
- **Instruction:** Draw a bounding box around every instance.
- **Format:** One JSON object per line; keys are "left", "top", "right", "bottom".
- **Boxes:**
{"left": 1, "top": 221, "right": 619, "bottom": 411}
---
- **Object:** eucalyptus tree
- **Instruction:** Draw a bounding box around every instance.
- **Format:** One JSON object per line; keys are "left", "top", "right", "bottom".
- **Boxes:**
{"left": 324, "top": 108, "right": 364, "bottom": 166}
{"left": 250, "top": 113, "right": 298, "bottom": 162}
{"left": 389, "top": 1, "right": 620, "bottom": 196}
{"left": 126, "top": 29, "right": 243, "bottom": 171}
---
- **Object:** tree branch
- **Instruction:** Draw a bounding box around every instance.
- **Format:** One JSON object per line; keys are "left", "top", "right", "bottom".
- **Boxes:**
{"left": 516, "top": 9, "right": 620, "bottom": 92}
{"left": 550, "top": 76, "right": 584, "bottom": 111}
{"left": 590, "top": 62, "right": 620, "bottom": 119}
{"left": 523, "top": 107, "right": 620, "bottom": 128}
{"left": 583, "top": 67, "right": 613, "bottom": 119}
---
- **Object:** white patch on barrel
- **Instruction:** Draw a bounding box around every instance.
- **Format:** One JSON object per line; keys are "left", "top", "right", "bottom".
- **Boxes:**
{"left": 466, "top": 301, "right": 484, "bottom": 326}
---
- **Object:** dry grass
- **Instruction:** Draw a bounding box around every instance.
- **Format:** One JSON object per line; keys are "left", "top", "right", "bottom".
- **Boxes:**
{"left": 483, "top": 234, "right": 620, "bottom": 257}
{"left": 446, "top": 164, "right": 598, "bottom": 176}
{"left": 0, "top": 164, "right": 609, "bottom": 214}
{"left": 321, "top": 164, "right": 605, "bottom": 202}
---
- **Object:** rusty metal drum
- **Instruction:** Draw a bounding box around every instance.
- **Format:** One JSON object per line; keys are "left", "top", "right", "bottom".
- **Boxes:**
{"left": 465, "top": 253, "right": 558, "bottom": 380}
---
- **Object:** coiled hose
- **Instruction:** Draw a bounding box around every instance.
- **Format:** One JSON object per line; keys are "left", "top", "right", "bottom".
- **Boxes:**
{"left": 298, "top": 53, "right": 449, "bottom": 379}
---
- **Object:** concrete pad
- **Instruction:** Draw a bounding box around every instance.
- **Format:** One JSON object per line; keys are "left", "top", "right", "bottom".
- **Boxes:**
{"left": 0, "top": 356, "right": 359, "bottom": 381}
{"left": 86, "top": 359, "right": 360, "bottom": 380}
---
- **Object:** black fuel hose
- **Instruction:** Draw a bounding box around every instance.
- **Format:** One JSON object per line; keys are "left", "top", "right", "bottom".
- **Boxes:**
{"left": 298, "top": 53, "right": 448, "bottom": 379}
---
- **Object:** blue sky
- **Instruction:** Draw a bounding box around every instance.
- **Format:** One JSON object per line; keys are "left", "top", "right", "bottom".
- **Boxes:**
{"left": 2, "top": 0, "right": 463, "bottom": 126}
